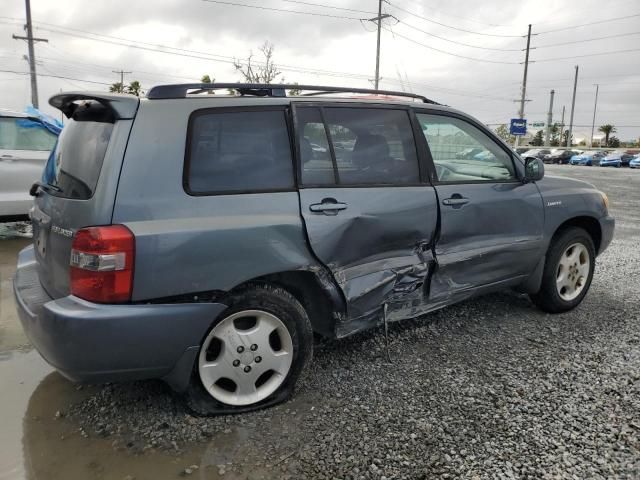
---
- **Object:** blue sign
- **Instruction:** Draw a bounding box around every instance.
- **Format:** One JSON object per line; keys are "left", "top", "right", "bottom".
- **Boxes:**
{"left": 510, "top": 118, "right": 527, "bottom": 136}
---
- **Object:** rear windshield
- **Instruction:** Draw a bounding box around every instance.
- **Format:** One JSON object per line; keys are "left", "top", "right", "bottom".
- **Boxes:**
{"left": 42, "top": 102, "right": 114, "bottom": 199}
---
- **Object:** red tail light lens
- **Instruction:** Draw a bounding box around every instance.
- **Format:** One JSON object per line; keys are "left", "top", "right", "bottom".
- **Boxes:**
{"left": 70, "top": 225, "right": 135, "bottom": 303}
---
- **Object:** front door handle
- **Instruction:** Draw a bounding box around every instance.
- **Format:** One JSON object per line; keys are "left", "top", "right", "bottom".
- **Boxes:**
{"left": 309, "top": 199, "right": 348, "bottom": 214}
{"left": 442, "top": 196, "right": 469, "bottom": 207}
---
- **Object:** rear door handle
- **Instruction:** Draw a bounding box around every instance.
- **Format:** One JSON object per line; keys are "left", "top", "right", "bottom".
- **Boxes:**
{"left": 442, "top": 196, "right": 469, "bottom": 206}
{"left": 309, "top": 199, "right": 348, "bottom": 214}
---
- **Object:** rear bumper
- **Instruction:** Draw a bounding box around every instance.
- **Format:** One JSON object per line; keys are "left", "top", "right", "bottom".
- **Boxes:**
{"left": 13, "top": 245, "right": 227, "bottom": 391}
{"left": 598, "top": 215, "right": 615, "bottom": 255}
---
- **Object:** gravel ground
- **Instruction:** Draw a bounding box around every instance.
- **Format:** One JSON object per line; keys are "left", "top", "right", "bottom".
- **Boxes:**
{"left": 62, "top": 166, "right": 640, "bottom": 479}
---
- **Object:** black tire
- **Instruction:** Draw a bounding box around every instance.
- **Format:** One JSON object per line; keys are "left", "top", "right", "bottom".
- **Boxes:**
{"left": 184, "top": 283, "right": 313, "bottom": 415}
{"left": 530, "top": 227, "right": 596, "bottom": 313}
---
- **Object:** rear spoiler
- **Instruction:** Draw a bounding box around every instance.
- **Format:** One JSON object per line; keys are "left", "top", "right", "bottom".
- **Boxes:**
{"left": 49, "top": 92, "right": 139, "bottom": 120}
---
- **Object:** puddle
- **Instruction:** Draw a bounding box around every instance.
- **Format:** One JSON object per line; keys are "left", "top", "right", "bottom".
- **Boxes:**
{"left": 0, "top": 349, "right": 307, "bottom": 480}
{"left": 0, "top": 351, "right": 212, "bottom": 480}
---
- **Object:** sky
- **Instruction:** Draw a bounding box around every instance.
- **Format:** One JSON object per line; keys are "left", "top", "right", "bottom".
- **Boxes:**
{"left": 1, "top": 0, "right": 639, "bottom": 142}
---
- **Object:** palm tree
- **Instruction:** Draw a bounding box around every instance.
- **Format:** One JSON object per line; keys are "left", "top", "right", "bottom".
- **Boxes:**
{"left": 126, "top": 81, "right": 142, "bottom": 97}
{"left": 598, "top": 124, "right": 616, "bottom": 146}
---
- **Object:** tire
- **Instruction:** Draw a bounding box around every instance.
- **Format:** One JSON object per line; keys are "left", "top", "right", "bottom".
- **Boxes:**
{"left": 184, "top": 284, "right": 313, "bottom": 415}
{"left": 530, "top": 227, "right": 596, "bottom": 313}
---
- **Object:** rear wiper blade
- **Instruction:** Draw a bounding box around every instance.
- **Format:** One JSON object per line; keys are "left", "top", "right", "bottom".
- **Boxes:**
{"left": 29, "top": 181, "right": 62, "bottom": 196}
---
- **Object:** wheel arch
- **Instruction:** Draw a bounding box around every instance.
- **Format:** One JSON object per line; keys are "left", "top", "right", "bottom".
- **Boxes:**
{"left": 551, "top": 216, "right": 602, "bottom": 253}
{"left": 227, "top": 269, "right": 347, "bottom": 339}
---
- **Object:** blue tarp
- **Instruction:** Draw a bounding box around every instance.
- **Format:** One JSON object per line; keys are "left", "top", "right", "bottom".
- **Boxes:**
{"left": 16, "top": 106, "right": 64, "bottom": 136}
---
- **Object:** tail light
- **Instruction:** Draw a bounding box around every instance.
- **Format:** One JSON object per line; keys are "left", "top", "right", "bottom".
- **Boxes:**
{"left": 70, "top": 225, "right": 135, "bottom": 303}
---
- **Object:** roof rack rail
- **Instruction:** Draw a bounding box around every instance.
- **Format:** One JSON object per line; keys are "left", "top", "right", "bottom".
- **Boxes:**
{"left": 145, "top": 83, "right": 439, "bottom": 104}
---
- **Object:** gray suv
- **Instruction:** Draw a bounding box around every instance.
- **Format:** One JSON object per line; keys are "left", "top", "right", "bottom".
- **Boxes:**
{"left": 13, "top": 84, "right": 614, "bottom": 414}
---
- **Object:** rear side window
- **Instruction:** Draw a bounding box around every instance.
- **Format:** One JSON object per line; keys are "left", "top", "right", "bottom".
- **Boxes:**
{"left": 0, "top": 117, "right": 57, "bottom": 151}
{"left": 42, "top": 102, "right": 114, "bottom": 199}
{"left": 297, "top": 107, "right": 420, "bottom": 186}
{"left": 186, "top": 109, "right": 294, "bottom": 194}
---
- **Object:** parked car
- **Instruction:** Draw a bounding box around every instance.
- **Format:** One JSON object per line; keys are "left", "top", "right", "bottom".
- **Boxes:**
{"left": 472, "top": 150, "right": 496, "bottom": 161}
{"left": 543, "top": 149, "right": 577, "bottom": 164}
{"left": 0, "top": 110, "right": 59, "bottom": 221}
{"left": 455, "top": 147, "right": 483, "bottom": 159}
{"left": 630, "top": 155, "right": 640, "bottom": 169}
{"left": 522, "top": 148, "right": 551, "bottom": 160}
{"left": 599, "top": 152, "right": 634, "bottom": 168}
{"left": 514, "top": 147, "right": 529, "bottom": 154}
{"left": 569, "top": 151, "right": 605, "bottom": 166}
{"left": 13, "top": 84, "right": 614, "bottom": 414}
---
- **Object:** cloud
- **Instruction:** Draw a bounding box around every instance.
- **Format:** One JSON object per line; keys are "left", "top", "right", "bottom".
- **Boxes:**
{"left": 1, "top": 0, "right": 638, "bottom": 140}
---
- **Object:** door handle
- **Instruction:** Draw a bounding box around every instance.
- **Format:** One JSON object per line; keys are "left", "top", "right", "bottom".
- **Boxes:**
{"left": 0, "top": 154, "right": 14, "bottom": 161}
{"left": 442, "top": 196, "right": 469, "bottom": 207}
{"left": 309, "top": 199, "right": 348, "bottom": 214}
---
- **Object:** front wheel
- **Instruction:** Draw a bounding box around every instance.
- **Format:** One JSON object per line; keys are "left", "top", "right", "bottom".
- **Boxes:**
{"left": 185, "top": 284, "right": 313, "bottom": 415}
{"left": 530, "top": 227, "right": 595, "bottom": 313}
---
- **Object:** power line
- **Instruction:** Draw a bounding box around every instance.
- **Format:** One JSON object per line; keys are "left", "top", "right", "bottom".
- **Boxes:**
{"left": 533, "top": 31, "right": 640, "bottom": 49}
{"left": 280, "top": 0, "right": 375, "bottom": 14}
{"left": 200, "top": 0, "right": 361, "bottom": 20}
{"left": 396, "top": 0, "right": 515, "bottom": 28}
{"left": 384, "top": 1, "right": 524, "bottom": 38}
{"left": 0, "top": 68, "right": 111, "bottom": 85}
{"left": 380, "top": 26, "right": 521, "bottom": 64}
{"left": 30, "top": 25, "right": 373, "bottom": 80}
{"left": 536, "top": 12, "right": 640, "bottom": 34}
{"left": 533, "top": 47, "right": 640, "bottom": 63}
{"left": 398, "top": 20, "right": 523, "bottom": 52}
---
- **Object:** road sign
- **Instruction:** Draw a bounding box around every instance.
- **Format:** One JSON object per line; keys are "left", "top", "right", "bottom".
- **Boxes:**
{"left": 531, "top": 122, "right": 545, "bottom": 128}
{"left": 510, "top": 118, "right": 527, "bottom": 136}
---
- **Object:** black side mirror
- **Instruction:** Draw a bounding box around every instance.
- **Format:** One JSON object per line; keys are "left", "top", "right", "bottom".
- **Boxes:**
{"left": 524, "top": 157, "right": 545, "bottom": 182}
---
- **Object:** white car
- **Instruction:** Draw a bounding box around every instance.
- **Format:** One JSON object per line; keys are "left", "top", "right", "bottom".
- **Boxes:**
{"left": 0, "top": 110, "right": 57, "bottom": 221}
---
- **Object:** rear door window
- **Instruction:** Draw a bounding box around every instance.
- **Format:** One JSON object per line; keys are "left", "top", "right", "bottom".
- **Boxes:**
{"left": 42, "top": 102, "right": 114, "bottom": 199}
{"left": 186, "top": 109, "right": 294, "bottom": 194}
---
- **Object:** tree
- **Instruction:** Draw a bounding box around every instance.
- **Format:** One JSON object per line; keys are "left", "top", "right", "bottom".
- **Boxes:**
{"left": 494, "top": 124, "right": 515, "bottom": 144}
{"left": 562, "top": 129, "right": 572, "bottom": 146}
{"left": 109, "top": 80, "right": 142, "bottom": 96}
{"left": 233, "top": 41, "right": 282, "bottom": 84}
{"left": 109, "top": 82, "right": 125, "bottom": 93}
{"left": 126, "top": 80, "right": 143, "bottom": 97}
{"left": 608, "top": 136, "right": 620, "bottom": 148}
{"left": 598, "top": 124, "right": 616, "bottom": 146}
{"left": 201, "top": 75, "right": 216, "bottom": 94}
{"left": 530, "top": 130, "right": 544, "bottom": 146}
{"left": 288, "top": 82, "right": 301, "bottom": 96}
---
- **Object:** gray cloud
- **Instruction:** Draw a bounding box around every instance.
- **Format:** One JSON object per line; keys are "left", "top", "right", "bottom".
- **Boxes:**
{"left": 1, "top": 0, "right": 638, "bottom": 140}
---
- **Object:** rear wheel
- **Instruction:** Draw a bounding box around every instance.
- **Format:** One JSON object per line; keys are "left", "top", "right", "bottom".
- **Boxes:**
{"left": 185, "top": 284, "right": 313, "bottom": 415}
{"left": 530, "top": 227, "right": 595, "bottom": 313}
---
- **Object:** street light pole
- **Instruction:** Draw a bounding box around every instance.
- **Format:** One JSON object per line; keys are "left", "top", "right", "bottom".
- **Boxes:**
{"left": 514, "top": 24, "right": 532, "bottom": 148}
{"left": 545, "top": 89, "right": 554, "bottom": 147}
{"left": 590, "top": 84, "right": 599, "bottom": 148}
{"left": 567, "top": 65, "right": 579, "bottom": 148}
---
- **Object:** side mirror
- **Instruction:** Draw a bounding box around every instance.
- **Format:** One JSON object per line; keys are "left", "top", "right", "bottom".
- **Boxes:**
{"left": 524, "top": 157, "right": 544, "bottom": 182}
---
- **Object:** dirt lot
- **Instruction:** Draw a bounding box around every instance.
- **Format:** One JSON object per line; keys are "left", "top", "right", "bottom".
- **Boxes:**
{"left": 1, "top": 164, "right": 639, "bottom": 480}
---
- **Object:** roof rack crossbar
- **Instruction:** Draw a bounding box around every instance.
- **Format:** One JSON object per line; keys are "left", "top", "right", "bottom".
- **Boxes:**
{"left": 145, "top": 83, "right": 438, "bottom": 104}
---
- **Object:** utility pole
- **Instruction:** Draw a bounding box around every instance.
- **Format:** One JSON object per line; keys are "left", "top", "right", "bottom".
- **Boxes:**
{"left": 544, "top": 89, "right": 554, "bottom": 147}
{"left": 112, "top": 69, "right": 131, "bottom": 91}
{"left": 590, "top": 84, "right": 599, "bottom": 148}
{"left": 559, "top": 105, "right": 565, "bottom": 147}
{"left": 567, "top": 65, "right": 579, "bottom": 148}
{"left": 514, "top": 24, "right": 532, "bottom": 148}
{"left": 368, "top": 0, "right": 390, "bottom": 90}
{"left": 12, "top": 0, "right": 48, "bottom": 108}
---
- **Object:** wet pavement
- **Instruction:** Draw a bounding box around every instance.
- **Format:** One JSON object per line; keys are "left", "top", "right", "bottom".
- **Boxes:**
{"left": 0, "top": 165, "right": 639, "bottom": 479}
